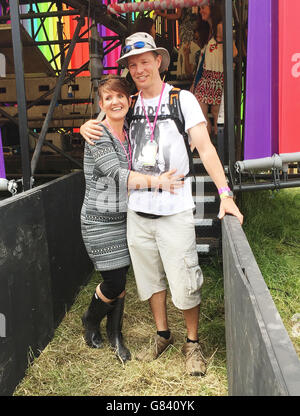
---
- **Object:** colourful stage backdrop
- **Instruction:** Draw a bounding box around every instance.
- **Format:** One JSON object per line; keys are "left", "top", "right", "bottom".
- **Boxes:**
{"left": 99, "top": 0, "right": 121, "bottom": 75}
{"left": 18, "top": 1, "right": 157, "bottom": 76}
{"left": 244, "top": 0, "right": 279, "bottom": 160}
{"left": 279, "top": 0, "right": 300, "bottom": 154}
{"left": 62, "top": 4, "right": 89, "bottom": 76}
{"left": 4, "top": 1, "right": 157, "bottom": 76}
{"left": 19, "top": 2, "right": 90, "bottom": 76}
{"left": 3, "top": 1, "right": 298, "bottom": 160}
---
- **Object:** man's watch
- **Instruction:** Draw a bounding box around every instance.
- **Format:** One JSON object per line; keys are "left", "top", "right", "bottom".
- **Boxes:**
{"left": 220, "top": 190, "right": 234, "bottom": 199}
{"left": 218, "top": 186, "right": 234, "bottom": 200}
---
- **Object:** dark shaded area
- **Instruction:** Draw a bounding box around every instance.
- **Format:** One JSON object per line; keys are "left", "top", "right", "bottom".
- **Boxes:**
{"left": 0, "top": 172, "right": 93, "bottom": 395}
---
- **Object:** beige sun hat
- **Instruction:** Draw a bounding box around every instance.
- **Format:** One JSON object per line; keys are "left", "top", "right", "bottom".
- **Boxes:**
{"left": 116, "top": 32, "right": 170, "bottom": 73}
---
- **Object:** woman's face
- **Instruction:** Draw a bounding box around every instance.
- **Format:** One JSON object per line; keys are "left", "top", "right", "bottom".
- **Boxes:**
{"left": 200, "top": 5, "right": 211, "bottom": 21}
{"left": 99, "top": 89, "right": 130, "bottom": 122}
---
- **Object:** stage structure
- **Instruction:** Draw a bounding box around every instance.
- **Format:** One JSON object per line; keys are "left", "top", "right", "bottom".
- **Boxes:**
{"left": 0, "top": 0, "right": 131, "bottom": 192}
{"left": 0, "top": 0, "right": 299, "bottom": 195}
{"left": 1, "top": 0, "right": 238, "bottom": 194}
{"left": 1, "top": 1, "right": 300, "bottom": 397}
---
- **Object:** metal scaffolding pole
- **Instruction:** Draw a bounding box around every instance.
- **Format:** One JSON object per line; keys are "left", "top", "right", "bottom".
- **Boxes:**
{"left": 0, "top": 9, "right": 81, "bottom": 22}
{"left": 9, "top": 0, "right": 31, "bottom": 191}
{"left": 233, "top": 180, "right": 300, "bottom": 193}
{"left": 89, "top": 20, "right": 104, "bottom": 117}
{"left": 57, "top": 1, "right": 66, "bottom": 68}
{"left": 223, "top": 0, "right": 235, "bottom": 177}
{"left": 31, "top": 14, "right": 85, "bottom": 175}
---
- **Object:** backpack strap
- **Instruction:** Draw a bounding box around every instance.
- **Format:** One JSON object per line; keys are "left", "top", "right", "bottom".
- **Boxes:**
{"left": 168, "top": 88, "right": 196, "bottom": 179}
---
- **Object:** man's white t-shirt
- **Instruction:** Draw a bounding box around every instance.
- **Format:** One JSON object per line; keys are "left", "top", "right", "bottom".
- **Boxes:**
{"left": 128, "top": 83, "right": 206, "bottom": 216}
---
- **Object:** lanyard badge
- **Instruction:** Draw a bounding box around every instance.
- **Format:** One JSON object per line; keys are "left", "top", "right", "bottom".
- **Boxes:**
{"left": 141, "top": 140, "right": 158, "bottom": 167}
{"left": 140, "top": 83, "right": 165, "bottom": 167}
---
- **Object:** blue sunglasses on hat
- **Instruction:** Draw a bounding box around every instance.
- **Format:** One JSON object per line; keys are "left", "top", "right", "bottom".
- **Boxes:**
{"left": 122, "top": 41, "right": 154, "bottom": 55}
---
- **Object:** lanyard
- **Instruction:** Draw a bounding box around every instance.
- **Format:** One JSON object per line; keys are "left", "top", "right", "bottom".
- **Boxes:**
{"left": 105, "top": 121, "right": 132, "bottom": 170}
{"left": 140, "top": 83, "right": 165, "bottom": 142}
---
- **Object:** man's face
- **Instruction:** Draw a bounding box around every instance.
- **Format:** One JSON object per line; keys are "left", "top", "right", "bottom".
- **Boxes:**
{"left": 127, "top": 51, "right": 162, "bottom": 91}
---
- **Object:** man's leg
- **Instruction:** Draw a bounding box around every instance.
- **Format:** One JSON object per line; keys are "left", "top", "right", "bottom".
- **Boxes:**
{"left": 127, "top": 210, "right": 173, "bottom": 361}
{"left": 149, "top": 289, "right": 169, "bottom": 332}
{"left": 156, "top": 210, "right": 206, "bottom": 376}
{"left": 181, "top": 306, "right": 206, "bottom": 377}
{"left": 137, "top": 289, "right": 174, "bottom": 361}
{"left": 182, "top": 304, "right": 200, "bottom": 341}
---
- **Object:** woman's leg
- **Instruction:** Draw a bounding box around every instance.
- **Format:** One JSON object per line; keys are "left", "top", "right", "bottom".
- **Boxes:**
{"left": 199, "top": 102, "right": 212, "bottom": 135}
{"left": 210, "top": 104, "right": 221, "bottom": 137}
{"left": 103, "top": 266, "right": 131, "bottom": 362}
{"left": 82, "top": 281, "right": 115, "bottom": 349}
{"left": 96, "top": 284, "right": 115, "bottom": 303}
{"left": 99, "top": 265, "right": 128, "bottom": 301}
{"left": 82, "top": 266, "right": 127, "bottom": 349}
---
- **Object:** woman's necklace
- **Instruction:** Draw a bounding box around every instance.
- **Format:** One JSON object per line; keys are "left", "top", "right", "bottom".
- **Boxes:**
{"left": 104, "top": 120, "right": 132, "bottom": 170}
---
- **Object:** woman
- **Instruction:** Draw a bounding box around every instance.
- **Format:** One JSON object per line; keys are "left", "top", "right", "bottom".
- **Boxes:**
{"left": 131, "top": 15, "right": 156, "bottom": 38}
{"left": 81, "top": 75, "right": 183, "bottom": 363}
{"left": 155, "top": 8, "right": 200, "bottom": 80}
{"left": 191, "top": 0, "right": 237, "bottom": 139}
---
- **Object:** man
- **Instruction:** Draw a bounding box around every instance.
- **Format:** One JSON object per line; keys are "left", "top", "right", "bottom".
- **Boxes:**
{"left": 80, "top": 32, "right": 243, "bottom": 376}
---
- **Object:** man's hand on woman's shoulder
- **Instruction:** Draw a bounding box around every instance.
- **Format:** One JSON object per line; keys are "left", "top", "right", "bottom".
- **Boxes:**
{"left": 80, "top": 119, "right": 103, "bottom": 145}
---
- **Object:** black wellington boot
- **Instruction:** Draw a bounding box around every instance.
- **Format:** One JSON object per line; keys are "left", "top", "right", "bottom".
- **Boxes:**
{"left": 82, "top": 293, "right": 114, "bottom": 348}
{"left": 106, "top": 297, "right": 131, "bottom": 362}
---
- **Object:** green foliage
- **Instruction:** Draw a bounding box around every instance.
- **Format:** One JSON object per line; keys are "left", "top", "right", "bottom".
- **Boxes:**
{"left": 241, "top": 188, "right": 300, "bottom": 355}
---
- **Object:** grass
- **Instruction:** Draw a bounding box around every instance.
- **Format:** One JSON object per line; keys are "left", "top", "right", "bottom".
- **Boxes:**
{"left": 241, "top": 188, "right": 300, "bottom": 356}
{"left": 14, "top": 259, "right": 228, "bottom": 396}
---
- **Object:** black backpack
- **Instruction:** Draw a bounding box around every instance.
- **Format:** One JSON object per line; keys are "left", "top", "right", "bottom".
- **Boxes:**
{"left": 126, "top": 87, "right": 195, "bottom": 178}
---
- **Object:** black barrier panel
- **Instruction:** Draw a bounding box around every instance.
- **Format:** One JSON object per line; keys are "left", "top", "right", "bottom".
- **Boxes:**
{"left": 0, "top": 172, "right": 93, "bottom": 396}
{"left": 36, "top": 173, "right": 93, "bottom": 326}
{"left": 0, "top": 192, "right": 53, "bottom": 396}
{"left": 222, "top": 216, "right": 300, "bottom": 396}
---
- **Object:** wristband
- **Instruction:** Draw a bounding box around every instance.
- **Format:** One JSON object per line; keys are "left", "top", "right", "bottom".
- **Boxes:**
{"left": 218, "top": 186, "right": 231, "bottom": 195}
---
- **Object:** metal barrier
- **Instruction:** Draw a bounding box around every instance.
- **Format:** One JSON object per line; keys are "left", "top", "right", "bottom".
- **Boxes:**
{"left": 0, "top": 172, "right": 93, "bottom": 396}
{"left": 222, "top": 215, "right": 300, "bottom": 396}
